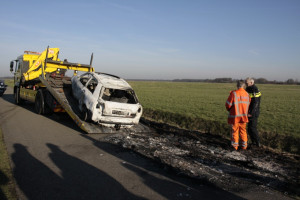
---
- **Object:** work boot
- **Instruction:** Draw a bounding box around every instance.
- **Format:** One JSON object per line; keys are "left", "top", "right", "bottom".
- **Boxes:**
{"left": 231, "top": 146, "right": 238, "bottom": 151}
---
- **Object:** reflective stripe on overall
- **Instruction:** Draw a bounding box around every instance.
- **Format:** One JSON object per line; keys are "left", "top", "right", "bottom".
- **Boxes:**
{"left": 231, "top": 123, "right": 248, "bottom": 150}
{"left": 228, "top": 91, "right": 250, "bottom": 119}
{"left": 227, "top": 90, "right": 250, "bottom": 150}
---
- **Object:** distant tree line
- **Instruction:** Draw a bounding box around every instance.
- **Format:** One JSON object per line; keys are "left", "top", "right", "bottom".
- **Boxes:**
{"left": 173, "top": 78, "right": 300, "bottom": 85}
{"left": 1, "top": 76, "right": 299, "bottom": 85}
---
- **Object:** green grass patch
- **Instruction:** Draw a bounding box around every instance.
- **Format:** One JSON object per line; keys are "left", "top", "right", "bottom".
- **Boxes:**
{"left": 4, "top": 79, "right": 14, "bottom": 88}
{"left": 0, "top": 128, "right": 17, "bottom": 200}
{"left": 130, "top": 81, "right": 300, "bottom": 154}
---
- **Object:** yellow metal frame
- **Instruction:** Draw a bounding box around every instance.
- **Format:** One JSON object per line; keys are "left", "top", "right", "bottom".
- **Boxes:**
{"left": 39, "top": 76, "right": 88, "bottom": 132}
{"left": 20, "top": 88, "right": 37, "bottom": 102}
{"left": 22, "top": 47, "right": 94, "bottom": 81}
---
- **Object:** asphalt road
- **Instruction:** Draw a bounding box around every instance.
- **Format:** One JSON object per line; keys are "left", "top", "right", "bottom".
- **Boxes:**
{"left": 0, "top": 87, "right": 291, "bottom": 200}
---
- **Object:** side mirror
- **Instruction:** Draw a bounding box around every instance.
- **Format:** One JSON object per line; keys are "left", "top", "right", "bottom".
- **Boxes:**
{"left": 10, "top": 61, "right": 14, "bottom": 72}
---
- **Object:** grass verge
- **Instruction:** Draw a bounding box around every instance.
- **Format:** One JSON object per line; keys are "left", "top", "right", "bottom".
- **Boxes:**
{"left": 0, "top": 128, "right": 17, "bottom": 200}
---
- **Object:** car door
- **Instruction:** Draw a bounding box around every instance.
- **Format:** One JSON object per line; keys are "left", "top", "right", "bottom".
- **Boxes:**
{"left": 84, "top": 75, "right": 98, "bottom": 111}
{"left": 79, "top": 74, "right": 92, "bottom": 109}
{"left": 72, "top": 73, "right": 92, "bottom": 110}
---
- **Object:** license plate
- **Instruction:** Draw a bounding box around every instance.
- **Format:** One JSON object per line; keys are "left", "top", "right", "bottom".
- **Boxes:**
{"left": 112, "top": 110, "right": 129, "bottom": 116}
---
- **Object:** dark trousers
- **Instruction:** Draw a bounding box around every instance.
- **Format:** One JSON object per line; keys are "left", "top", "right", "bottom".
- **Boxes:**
{"left": 248, "top": 117, "right": 260, "bottom": 145}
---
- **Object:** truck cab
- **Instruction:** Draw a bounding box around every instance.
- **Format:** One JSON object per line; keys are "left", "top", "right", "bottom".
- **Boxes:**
{"left": 10, "top": 51, "right": 41, "bottom": 88}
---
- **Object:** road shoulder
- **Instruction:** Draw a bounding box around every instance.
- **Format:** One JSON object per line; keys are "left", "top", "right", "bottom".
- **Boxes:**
{"left": 0, "top": 127, "right": 17, "bottom": 200}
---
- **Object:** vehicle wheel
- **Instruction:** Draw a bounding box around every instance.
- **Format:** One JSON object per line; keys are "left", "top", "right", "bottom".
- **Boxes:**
{"left": 81, "top": 105, "right": 91, "bottom": 122}
{"left": 43, "top": 103, "right": 53, "bottom": 115}
{"left": 14, "top": 87, "right": 24, "bottom": 105}
{"left": 35, "top": 90, "right": 45, "bottom": 114}
{"left": 0, "top": 92, "right": 3, "bottom": 97}
{"left": 43, "top": 91, "right": 54, "bottom": 115}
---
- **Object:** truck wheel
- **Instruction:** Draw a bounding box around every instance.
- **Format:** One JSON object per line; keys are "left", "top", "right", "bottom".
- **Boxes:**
{"left": 81, "top": 105, "right": 91, "bottom": 122}
{"left": 14, "top": 87, "right": 24, "bottom": 105}
{"left": 35, "top": 90, "right": 45, "bottom": 114}
{"left": 43, "top": 90, "right": 54, "bottom": 115}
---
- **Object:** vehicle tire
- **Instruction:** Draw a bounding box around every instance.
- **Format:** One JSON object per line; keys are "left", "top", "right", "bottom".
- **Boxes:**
{"left": 35, "top": 90, "right": 45, "bottom": 114}
{"left": 43, "top": 90, "right": 54, "bottom": 115}
{"left": 43, "top": 103, "right": 53, "bottom": 115}
{"left": 0, "top": 92, "right": 3, "bottom": 97}
{"left": 14, "top": 87, "right": 24, "bottom": 105}
{"left": 81, "top": 105, "right": 91, "bottom": 122}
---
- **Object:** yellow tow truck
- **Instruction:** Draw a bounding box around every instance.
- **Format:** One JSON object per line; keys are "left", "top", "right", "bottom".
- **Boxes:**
{"left": 10, "top": 47, "right": 149, "bottom": 134}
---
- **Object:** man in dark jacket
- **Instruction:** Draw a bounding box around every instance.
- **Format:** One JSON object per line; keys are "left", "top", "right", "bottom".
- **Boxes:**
{"left": 245, "top": 78, "right": 261, "bottom": 147}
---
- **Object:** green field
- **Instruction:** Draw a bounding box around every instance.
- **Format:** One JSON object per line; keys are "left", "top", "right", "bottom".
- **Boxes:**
{"left": 4, "top": 79, "right": 14, "bottom": 88}
{"left": 129, "top": 81, "right": 300, "bottom": 153}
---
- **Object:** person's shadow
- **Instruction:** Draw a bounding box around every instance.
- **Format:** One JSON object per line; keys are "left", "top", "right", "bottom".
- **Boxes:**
{"left": 81, "top": 134, "right": 246, "bottom": 200}
{"left": 0, "top": 170, "right": 9, "bottom": 200}
{"left": 12, "top": 143, "right": 145, "bottom": 200}
{"left": 47, "top": 143, "right": 145, "bottom": 200}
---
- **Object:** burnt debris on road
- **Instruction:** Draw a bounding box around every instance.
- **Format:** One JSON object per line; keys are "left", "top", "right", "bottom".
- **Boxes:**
{"left": 101, "top": 119, "right": 300, "bottom": 199}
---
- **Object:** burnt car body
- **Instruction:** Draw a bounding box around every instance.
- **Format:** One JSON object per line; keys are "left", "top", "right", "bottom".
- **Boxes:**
{"left": 0, "top": 80, "right": 7, "bottom": 96}
{"left": 71, "top": 72, "right": 142, "bottom": 128}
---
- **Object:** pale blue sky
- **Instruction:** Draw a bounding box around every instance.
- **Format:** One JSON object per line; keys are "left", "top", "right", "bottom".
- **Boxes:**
{"left": 0, "top": 0, "right": 299, "bottom": 81}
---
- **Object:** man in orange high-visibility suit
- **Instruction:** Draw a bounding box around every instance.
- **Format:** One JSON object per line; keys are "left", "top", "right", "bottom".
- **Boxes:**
{"left": 225, "top": 80, "right": 251, "bottom": 150}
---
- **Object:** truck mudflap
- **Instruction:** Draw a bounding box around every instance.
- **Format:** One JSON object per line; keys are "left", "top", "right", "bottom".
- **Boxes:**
{"left": 39, "top": 76, "right": 151, "bottom": 134}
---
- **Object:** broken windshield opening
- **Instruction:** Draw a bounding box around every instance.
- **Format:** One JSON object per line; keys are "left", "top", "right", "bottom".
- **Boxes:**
{"left": 101, "top": 88, "right": 138, "bottom": 104}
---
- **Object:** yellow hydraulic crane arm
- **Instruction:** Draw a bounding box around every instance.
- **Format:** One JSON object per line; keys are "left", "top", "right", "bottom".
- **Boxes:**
{"left": 23, "top": 47, "right": 94, "bottom": 81}
{"left": 24, "top": 48, "right": 60, "bottom": 75}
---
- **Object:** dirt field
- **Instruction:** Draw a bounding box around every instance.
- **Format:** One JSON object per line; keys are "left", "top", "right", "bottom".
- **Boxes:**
{"left": 102, "top": 119, "right": 300, "bottom": 199}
